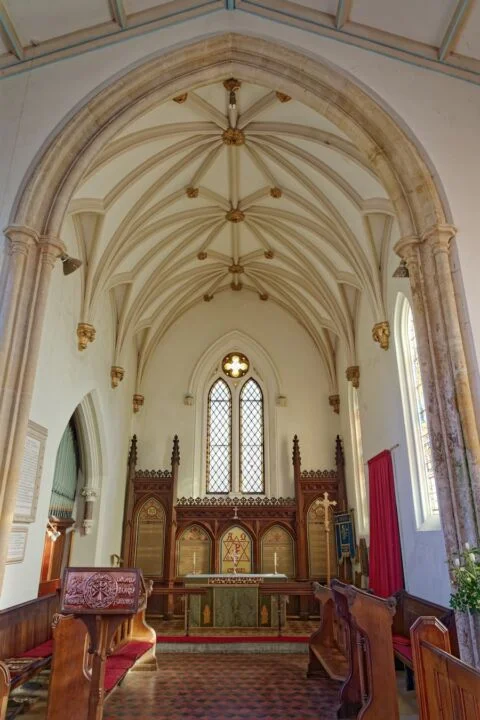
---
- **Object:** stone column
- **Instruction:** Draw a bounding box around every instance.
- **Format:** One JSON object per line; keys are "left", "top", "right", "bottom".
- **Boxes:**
{"left": 0, "top": 229, "right": 64, "bottom": 591}
{"left": 81, "top": 486, "right": 98, "bottom": 534}
{"left": 395, "top": 231, "right": 480, "bottom": 666}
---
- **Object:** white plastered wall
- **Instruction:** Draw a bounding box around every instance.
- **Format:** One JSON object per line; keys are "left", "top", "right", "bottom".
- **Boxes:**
{"left": 134, "top": 293, "right": 338, "bottom": 499}
{"left": 338, "top": 247, "right": 451, "bottom": 606}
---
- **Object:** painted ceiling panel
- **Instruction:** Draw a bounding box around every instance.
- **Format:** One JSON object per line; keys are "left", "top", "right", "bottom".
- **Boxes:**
{"left": 350, "top": 0, "right": 456, "bottom": 47}
{"left": 7, "top": 0, "right": 112, "bottom": 44}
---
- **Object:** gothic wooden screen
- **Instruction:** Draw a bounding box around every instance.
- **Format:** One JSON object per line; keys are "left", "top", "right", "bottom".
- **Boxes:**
{"left": 261, "top": 525, "right": 295, "bottom": 576}
{"left": 176, "top": 524, "right": 211, "bottom": 576}
{"left": 134, "top": 497, "right": 166, "bottom": 577}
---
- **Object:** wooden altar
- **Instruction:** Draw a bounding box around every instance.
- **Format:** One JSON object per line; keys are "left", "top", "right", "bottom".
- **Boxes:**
{"left": 121, "top": 435, "right": 348, "bottom": 618}
{"left": 184, "top": 573, "right": 288, "bottom": 628}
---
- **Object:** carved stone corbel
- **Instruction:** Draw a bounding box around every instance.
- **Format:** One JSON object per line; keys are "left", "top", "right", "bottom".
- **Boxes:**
{"left": 329, "top": 394, "right": 340, "bottom": 414}
{"left": 77, "top": 322, "right": 96, "bottom": 351}
{"left": 111, "top": 366, "right": 125, "bottom": 388}
{"left": 81, "top": 486, "right": 97, "bottom": 535}
{"left": 133, "top": 394, "right": 144, "bottom": 413}
{"left": 346, "top": 366, "right": 360, "bottom": 388}
{"left": 372, "top": 321, "right": 390, "bottom": 350}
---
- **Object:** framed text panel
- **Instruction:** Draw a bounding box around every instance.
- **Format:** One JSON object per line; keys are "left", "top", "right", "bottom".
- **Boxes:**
{"left": 7, "top": 526, "right": 28, "bottom": 564}
{"left": 14, "top": 420, "right": 47, "bottom": 523}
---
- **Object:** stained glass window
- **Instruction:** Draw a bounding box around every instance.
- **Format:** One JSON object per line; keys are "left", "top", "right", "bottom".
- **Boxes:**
{"left": 240, "top": 379, "right": 264, "bottom": 493}
{"left": 406, "top": 305, "right": 439, "bottom": 514}
{"left": 206, "top": 379, "right": 232, "bottom": 493}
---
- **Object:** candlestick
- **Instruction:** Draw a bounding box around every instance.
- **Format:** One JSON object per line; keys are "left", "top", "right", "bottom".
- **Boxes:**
{"left": 274, "top": 551, "right": 278, "bottom": 574}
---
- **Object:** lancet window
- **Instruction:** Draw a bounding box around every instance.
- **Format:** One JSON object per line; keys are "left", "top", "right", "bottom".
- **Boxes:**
{"left": 206, "top": 371, "right": 265, "bottom": 494}
{"left": 395, "top": 294, "right": 439, "bottom": 526}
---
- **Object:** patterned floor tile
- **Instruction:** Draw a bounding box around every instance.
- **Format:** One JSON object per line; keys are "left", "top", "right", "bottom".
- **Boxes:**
{"left": 104, "top": 653, "right": 340, "bottom": 719}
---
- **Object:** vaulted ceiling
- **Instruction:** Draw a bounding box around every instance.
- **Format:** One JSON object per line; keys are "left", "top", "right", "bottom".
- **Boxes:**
{"left": 66, "top": 78, "right": 398, "bottom": 392}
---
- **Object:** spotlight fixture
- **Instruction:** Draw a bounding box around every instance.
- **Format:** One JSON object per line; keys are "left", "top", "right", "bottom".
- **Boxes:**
{"left": 228, "top": 90, "right": 236, "bottom": 110}
{"left": 60, "top": 253, "right": 83, "bottom": 276}
{"left": 392, "top": 259, "right": 409, "bottom": 278}
{"left": 46, "top": 520, "right": 61, "bottom": 542}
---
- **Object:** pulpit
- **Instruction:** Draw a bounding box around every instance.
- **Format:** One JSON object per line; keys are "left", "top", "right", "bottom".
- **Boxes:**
{"left": 184, "top": 573, "right": 288, "bottom": 628}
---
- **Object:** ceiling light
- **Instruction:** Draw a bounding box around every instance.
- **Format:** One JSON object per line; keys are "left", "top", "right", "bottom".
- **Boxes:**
{"left": 60, "top": 253, "right": 83, "bottom": 276}
{"left": 393, "top": 259, "right": 409, "bottom": 278}
{"left": 229, "top": 90, "right": 236, "bottom": 110}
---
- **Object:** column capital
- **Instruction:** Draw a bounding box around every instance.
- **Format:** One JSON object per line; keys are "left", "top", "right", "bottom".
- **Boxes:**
{"left": 346, "top": 365, "right": 360, "bottom": 388}
{"left": 38, "top": 235, "right": 66, "bottom": 268}
{"left": 422, "top": 223, "right": 457, "bottom": 255}
{"left": 4, "top": 224, "right": 39, "bottom": 256}
{"left": 393, "top": 235, "right": 421, "bottom": 259}
{"left": 372, "top": 321, "right": 390, "bottom": 350}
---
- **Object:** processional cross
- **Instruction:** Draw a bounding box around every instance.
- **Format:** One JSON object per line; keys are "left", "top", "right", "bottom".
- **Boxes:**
{"left": 315, "top": 492, "right": 337, "bottom": 585}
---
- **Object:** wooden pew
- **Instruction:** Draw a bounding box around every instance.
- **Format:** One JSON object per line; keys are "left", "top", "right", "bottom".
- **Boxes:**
{"left": 46, "top": 601, "right": 157, "bottom": 720}
{"left": 308, "top": 582, "right": 348, "bottom": 681}
{"left": 392, "top": 589, "right": 458, "bottom": 689}
{"left": 346, "top": 585, "right": 399, "bottom": 720}
{"left": 0, "top": 592, "right": 59, "bottom": 691}
{"left": 0, "top": 662, "right": 10, "bottom": 720}
{"left": 331, "top": 581, "right": 363, "bottom": 720}
{"left": 411, "top": 616, "right": 480, "bottom": 720}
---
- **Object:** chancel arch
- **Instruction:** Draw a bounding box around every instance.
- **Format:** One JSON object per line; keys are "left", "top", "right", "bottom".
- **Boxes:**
{"left": 1, "top": 30, "right": 480, "bottom": 664}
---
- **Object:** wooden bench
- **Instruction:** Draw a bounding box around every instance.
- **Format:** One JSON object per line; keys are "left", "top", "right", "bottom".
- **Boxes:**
{"left": 308, "top": 582, "right": 348, "bottom": 681}
{"left": 46, "top": 601, "right": 157, "bottom": 719}
{"left": 392, "top": 589, "right": 458, "bottom": 689}
{"left": 411, "top": 616, "right": 480, "bottom": 719}
{"left": 0, "top": 592, "right": 60, "bottom": 719}
{"left": 346, "top": 585, "right": 399, "bottom": 720}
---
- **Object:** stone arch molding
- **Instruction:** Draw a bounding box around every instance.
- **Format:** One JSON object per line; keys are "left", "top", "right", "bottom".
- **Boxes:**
{"left": 3, "top": 31, "right": 480, "bottom": 663}
{"left": 188, "top": 330, "right": 280, "bottom": 499}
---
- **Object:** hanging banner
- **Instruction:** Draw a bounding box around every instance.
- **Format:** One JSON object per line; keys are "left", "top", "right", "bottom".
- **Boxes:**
{"left": 334, "top": 511, "right": 356, "bottom": 562}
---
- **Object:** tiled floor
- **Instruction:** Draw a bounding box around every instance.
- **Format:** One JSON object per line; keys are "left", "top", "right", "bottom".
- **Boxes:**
{"left": 104, "top": 653, "right": 341, "bottom": 720}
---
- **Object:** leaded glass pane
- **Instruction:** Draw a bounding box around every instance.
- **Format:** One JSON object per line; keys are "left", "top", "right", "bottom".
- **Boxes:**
{"left": 206, "top": 379, "right": 232, "bottom": 493}
{"left": 240, "top": 379, "right": 264, "bottom": 493}
{"left": 407, "top": 307, "right": 439, "bottom": 514}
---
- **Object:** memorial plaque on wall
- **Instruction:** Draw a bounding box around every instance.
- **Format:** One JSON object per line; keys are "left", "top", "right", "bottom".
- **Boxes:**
{"left": 177, "top": 525, "right": 211, "bottom": 576}
{"left": 61, "top": 567, "right": 141, "bottom": 614}
{"left": 7, "top": 526, "right": 28, "bottom": 564}
{"left": 14, "top": 421, "right": 47, "bottom": 523}
{"left": 261, "top": 525, "right": 295, "bottom": 576}
{"left": 307, "top": 504, "right": 336, "bottom": 577}
{"left": 134, "top": 498, "right": 165, "bottom": 577}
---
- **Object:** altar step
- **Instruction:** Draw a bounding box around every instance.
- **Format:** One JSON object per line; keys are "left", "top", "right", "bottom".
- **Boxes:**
{"left": 156, "top": 636, "right": 309, "bottom": 654}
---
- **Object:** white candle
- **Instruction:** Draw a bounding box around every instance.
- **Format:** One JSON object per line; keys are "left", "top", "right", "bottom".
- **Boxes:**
{"left": 274, "top": 552, "right": 278, "bottom": 573}
{"left": 193, "top": 552, "right": 196, "bottom": 573}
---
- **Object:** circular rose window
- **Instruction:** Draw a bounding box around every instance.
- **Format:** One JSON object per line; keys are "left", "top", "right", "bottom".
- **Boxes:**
{"left": 222, "top": 352, "right": 249, "bottom": 378}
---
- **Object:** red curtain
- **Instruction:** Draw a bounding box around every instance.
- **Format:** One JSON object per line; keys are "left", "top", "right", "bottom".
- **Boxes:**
{"left": 368, "top": 449, "right": 404, "bottom": 597}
